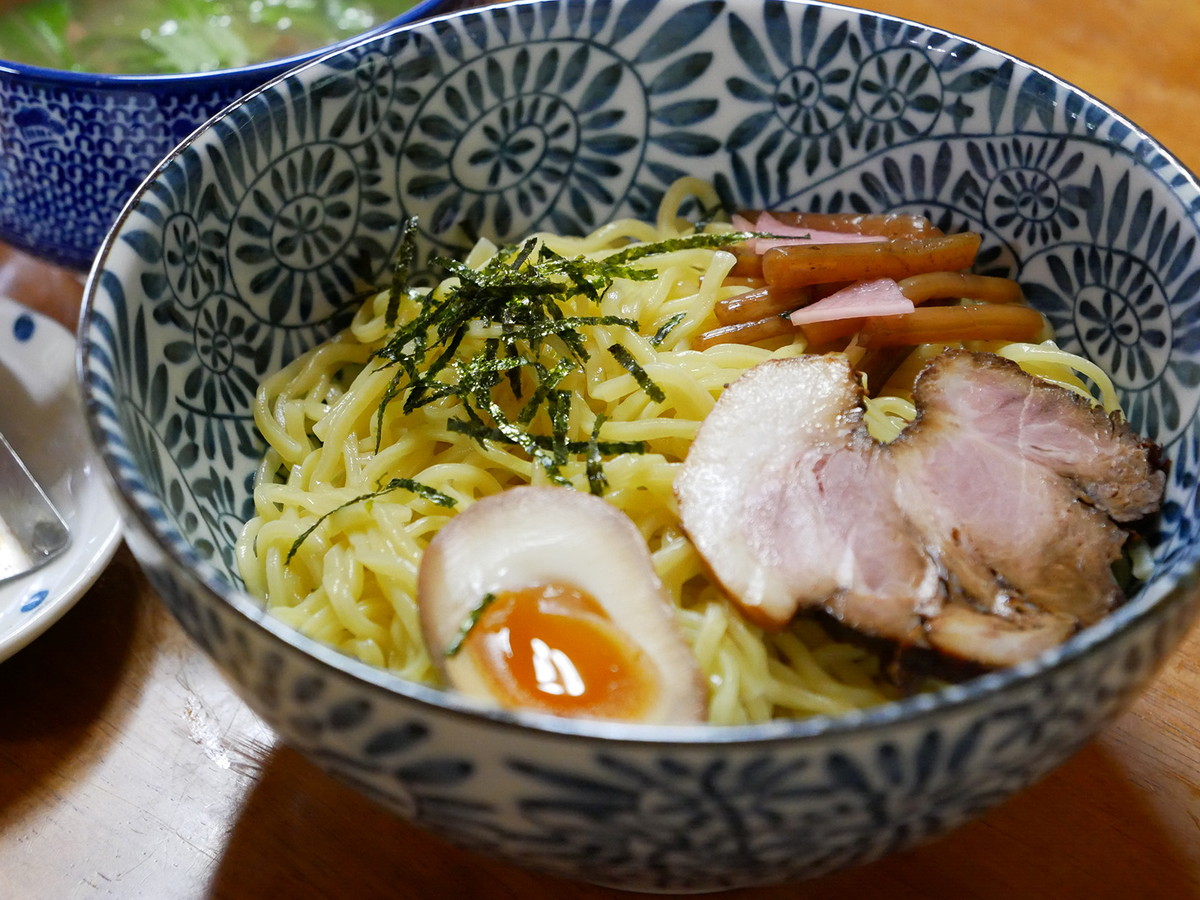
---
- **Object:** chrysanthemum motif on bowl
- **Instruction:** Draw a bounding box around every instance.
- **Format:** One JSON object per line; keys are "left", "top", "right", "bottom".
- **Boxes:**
{"left": 81, "top": 0, "right": 1200, "bottom": 891}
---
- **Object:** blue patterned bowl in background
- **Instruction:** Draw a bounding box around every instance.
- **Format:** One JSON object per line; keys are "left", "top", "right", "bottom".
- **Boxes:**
{"left": 79, "top": 0, "right": 1200, "bottom": 891}
{"left": 0, "top": 0, "right": 465, "bottom": 271}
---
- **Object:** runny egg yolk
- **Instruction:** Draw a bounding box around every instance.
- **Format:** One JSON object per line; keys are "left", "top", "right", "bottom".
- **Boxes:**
{"left": 463, "top": 582, "right": 657, "bottom": 720}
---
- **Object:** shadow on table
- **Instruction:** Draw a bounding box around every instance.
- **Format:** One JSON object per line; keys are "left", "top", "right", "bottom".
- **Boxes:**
{"left": 206, "top": 729, "right": 1199, "bottom": 900}
{"left": 206, "top": 740, "right": 610, "bottom": 899}
{"left": 0, "top": 549, "right": 149, "bottom": 814}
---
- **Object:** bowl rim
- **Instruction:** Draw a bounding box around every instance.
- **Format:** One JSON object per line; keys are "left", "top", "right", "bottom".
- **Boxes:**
{"left": 0, "top": 0, "right": 451, "bottom": 84}
{"left": 171, "top": 549, "right": 1198, "bottom": 746}
{"left": 78, "top": 0, "right": 1200, "bottom": 746}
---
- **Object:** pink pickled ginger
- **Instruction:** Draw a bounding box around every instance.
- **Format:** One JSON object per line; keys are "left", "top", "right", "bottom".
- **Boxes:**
{"left": 734, "top": 211, "right": 887, "bottom": 255}
{"left": 788, "top": 278, "right": 914, "bottom": 326}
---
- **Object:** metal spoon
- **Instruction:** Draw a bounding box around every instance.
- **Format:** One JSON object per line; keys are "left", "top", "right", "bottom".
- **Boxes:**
{"left": 0, "top": 428, "right": 69, "bottom": 583}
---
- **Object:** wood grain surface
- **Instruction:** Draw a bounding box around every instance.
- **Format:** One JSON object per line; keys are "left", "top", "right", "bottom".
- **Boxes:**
{"left": 1, "top": 1, "right": 1198, "bottom": 897}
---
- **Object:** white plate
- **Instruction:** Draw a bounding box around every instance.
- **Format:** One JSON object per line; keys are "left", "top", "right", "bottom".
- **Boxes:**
{"left": 0, "top": 295, "right": 123, "bottom": 661}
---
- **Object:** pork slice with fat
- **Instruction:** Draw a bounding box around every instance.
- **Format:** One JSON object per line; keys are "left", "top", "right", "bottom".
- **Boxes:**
{"left": 890, "top": 349, "right": 1152, "bottom": 628}
{"left": 908, "top": 350, "right": 1166, "bottom": 521}
{"left": 675, "top": 354, "right": 943, "bottom": 638}
{"left": 889, "top": 417, "right": 1127, "bottom": 627}
{"left": 676, "top": 348, "right": 1165, "bottom": 669}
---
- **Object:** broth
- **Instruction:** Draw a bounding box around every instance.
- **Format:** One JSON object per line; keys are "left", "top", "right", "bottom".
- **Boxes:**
{"left": 0, "top": 0, "right": 418, "bottom": 74}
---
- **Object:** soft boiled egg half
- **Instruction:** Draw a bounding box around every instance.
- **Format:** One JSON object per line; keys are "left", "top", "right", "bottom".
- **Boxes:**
{"left": 417, "top": 486, "right": 707, "bottom": 724}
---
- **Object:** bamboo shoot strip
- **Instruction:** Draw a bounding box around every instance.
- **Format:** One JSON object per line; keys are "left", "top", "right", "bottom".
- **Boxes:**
{"left": 692, "top": 315, "right": 795, "bottom": 350}
{"left": 857, "top": 304, "right": 1048, "bottom": 347}
{"left": 762, "top": 233, "right": 982, "bottom": 290}
{"left": 714, "top": 285, "right": 813, "bottom": 325}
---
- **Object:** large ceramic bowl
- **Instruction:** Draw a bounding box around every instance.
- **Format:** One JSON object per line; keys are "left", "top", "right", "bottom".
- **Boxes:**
{"left": 0, "top": 0, "right": 466, "bottom": 270}
{"left": 79, "top": 0, "right": 1200, "bottom": 892}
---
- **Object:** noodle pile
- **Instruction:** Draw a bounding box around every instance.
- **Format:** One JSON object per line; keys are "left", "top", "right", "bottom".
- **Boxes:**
{"left": 236, "top": 178, "right": 1119, "bottom": 725}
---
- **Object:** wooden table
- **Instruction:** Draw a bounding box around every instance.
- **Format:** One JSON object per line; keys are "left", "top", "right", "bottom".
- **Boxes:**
{"left": 2, "top": 1, "right": 1198, "bottom": 897}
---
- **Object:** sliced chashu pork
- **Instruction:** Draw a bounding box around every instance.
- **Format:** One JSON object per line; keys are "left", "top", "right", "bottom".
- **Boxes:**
{"left": 675, "top": 350, "right": 1165, "bottom": 667}
{"left": 673, "top": 354, "right": 942, "bottom": 641}
{"left": 890, "top": 351, "right": 1161, "bottom": 627}
{"left": 901, "top": 351, "right": 1164, "bottom": 523}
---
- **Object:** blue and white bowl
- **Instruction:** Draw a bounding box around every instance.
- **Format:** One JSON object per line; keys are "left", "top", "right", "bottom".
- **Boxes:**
{"left": 0, "top": 0, "right": 464, "bottom": 270}
{"left": 79, "top": 0, "right": 1200, "bottom": 891}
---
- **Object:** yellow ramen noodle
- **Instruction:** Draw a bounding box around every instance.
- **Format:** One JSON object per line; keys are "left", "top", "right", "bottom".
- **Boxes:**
{"left": 236, "top": 178, "right": 1120, "bottom": 725}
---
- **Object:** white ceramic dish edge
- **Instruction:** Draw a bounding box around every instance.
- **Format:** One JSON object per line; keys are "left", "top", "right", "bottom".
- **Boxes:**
{"left": 0, "top": 295, "right": 123, "bottom": 662}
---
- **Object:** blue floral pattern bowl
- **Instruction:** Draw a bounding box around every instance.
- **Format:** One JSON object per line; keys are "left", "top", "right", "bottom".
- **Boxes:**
{"left": 80, "top": 0, "right": 1200, "bottom": 891}
{"left": 0, "top": 0, "right": 464, "bottom": 270}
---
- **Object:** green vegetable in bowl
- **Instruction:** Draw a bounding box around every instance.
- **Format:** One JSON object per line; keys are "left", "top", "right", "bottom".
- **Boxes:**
{"left": 0, "top": 0, "right": 411, "bottom": 74}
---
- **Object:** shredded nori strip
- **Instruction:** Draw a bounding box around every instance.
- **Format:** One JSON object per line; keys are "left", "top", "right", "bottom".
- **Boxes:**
{"left": 608, "top": 343, "right": 666, "bottom": 403}
{"left": 605, "top": 231, "right": 754, "bottom": 264}
{"left": 444, "top": 417, "right": 645, "bottom": 457}
{"left": 285, "top": 477, "right": 455, "bottom": 563}
{"left": 518, "top": 358, "right": 575, "bottom": 424}
{"left": 367, "top": 227, "right": 753, "bottom": 487}
{"left": 651, "top": 312, "right": 687, "bottom": 347}
{"left": 585, "top": 414, "right": 612, "bottom": 495}
{"left": 443, "top": 592, "right": 498, "bottom": 657}
{"left": 385, "top": 216, "right": 420, "bottom": 328}
{"left": 281, "top": 225, "right": 757, "bottom": 561}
